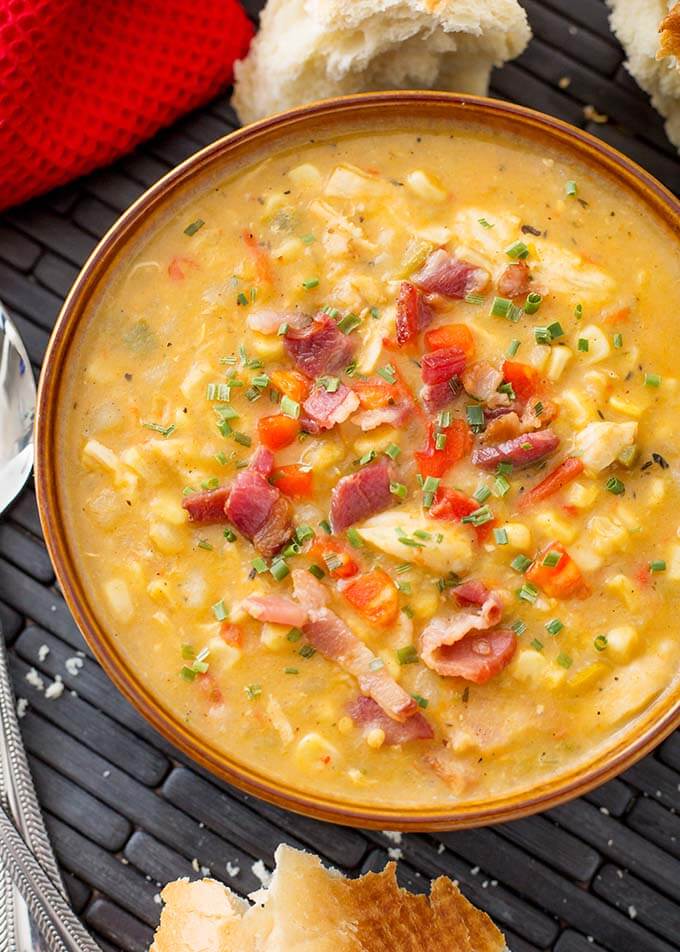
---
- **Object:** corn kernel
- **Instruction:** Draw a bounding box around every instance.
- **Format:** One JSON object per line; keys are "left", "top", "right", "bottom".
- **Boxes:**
{"left": 608, "top": 394, "right": 645, "bottom": 419}
{"left": 366, "top": 728, "right": 386, "bottom": 750}
{"left": 206, "top": 637, "right": 241, "bottom": 670}
{"left": 512, "top": 649, "right": 548, "bottom": 686}
{"left": 409, "top": 586, "right": 440, "bottom": 620}
{"left": 605, "top": 573, "right": 640, "bottom": 610}
{"left": 605, "top": 625, "right": 639, "bottom": 662}
{"left": 588, "top": 515, "right": 628, "bottom": 557}
{"left": 337, "top": 716, "right": 354, "bottom": 736}
{"left": 667, "top": 544, "right": 680, "bottom": 581}
{"left": 147, "top": 579, "right": 171, "bottom": 604}
{"left": 546, "top": 346, "right": 572, "bottom": 381}
{"left": 260, "top": 622, "right": 289, "bottom": 651}
{"left": 568, "top": 662, "right": 607, "bottom": 692}
{"left": 504, "top": 522, "right": 532, "bottom": 550}
{"left": 642, "top": 477, "right": 666, "bottom": 508}
{"left": 533, "top": 509, "right": 577, "bottom": 545}
{"left": 354, "top": 427, "right": 399, "bottom": 457}
{"left": 615, "top": 503, "right": 641, "bottom": 533}
{"left": 560, "top": 389, "right": 595, "bottom": 426}
{"left": 104, "top": 578, "right": 134, "bottom": 624}
{"left": 148, "top": 521, "right": 185, "bottom": 555}
{"left": 294, "top": 732, "right": 340, "bottom": 770}
{"left": 251, "top": 331, "right": 285, "bottom": 360}
{"left": 564, "top": 481, "right": 599, "bottom": 509}
{"left": 149, "top": 494, "right": 187, "bottom": 526}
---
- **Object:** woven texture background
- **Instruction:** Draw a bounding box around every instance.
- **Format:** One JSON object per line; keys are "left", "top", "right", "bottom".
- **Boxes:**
{"left": 0, "top": 1, "right": 679, "bottom": 950}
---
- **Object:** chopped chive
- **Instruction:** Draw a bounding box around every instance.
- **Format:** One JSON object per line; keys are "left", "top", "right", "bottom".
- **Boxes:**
{"left": 497, "top": 461, "right": 513, "bottom": 476}
{"left": 318, "top": 375, "right": 340, "bottom": 392}
{"left": 232, "top": 431, "right": 252, "bottom": 447}
{"left": 494, "top": 527, "right": 509, "bottom": 545}
{"left": 574, "top": 303, "right": 583, "bottom": 319}
{"left": 396, "top": 562, "right": 412, "bottom": 575}
{"left": 270, "top": 558, "right": 290, "bottom": 581}
{"left": 545, "top": 618, "right": 564, "bottom": 636}
{"left": 402, "top": 605, "right": 415, "bottom": 618}
{"left": 301, "top": 233, "right": 315, "bottom": 244}
{"left": 465, "top": 293, "right": 485, "bottom": 305}
{"left": 613, "top": 333, "right": 623, "bottom": 349}
{"left": 224, "top": 527, "right": 237, "bottom": 542}
{"left": 245, "top": 684, "right": 262, "bottom": 699}
{"left": 337, "top": 312, "right": 362, "bottom": 334}
{"left": 649, "top": 559, "right": 666, "bottom": 573}
{"left": 384, "top": 442, "right": 401, "bottom": 460}
{"left": 287, "top": 628, "right": 302, "bottom": 642}
{"left": 422, "top": 476, "right": 440, "bottom": 494}
{"left": 323, "top": 305, "right": 340, "bottom": 318}
{"left": 377, "top": 364, "right": 397, "bottom": 384}
{"left": 478, "top": 218, "right": 494, "bottom": 229}
{"left": 524, "top": 292, "right": 542, "bottom": 315}
{"left": 461, "top": 505, "right": 494, "bottom": 526}
{"left": 490, "top": 296, "right": 513, "bottom": 318}
{"left": 318, "top": 520, "right": 332, "bottom": 534}
{"left": 466, "top": 404, "right": 485, "bottom": 430}
{"left": 505, "top": 240, "right": 530, "bottom": 260}
{"left": 197, "top": 539, "right": 213, "bottom": 551}
{"left": 396, "top": 645, "right": 418, "bottom": 665}
{"left": 594, "top": 634, "right": 608, "bottom": 651}
{"left": 299, "top": 644, "right": 316, "bottom": 658}
{"left": 644, "top": 372, "right": 662, "bottom": 388}
{"left": 518, "top": 582, "right": 539, "bottom": 603}
{"left": 302, "top": 277, "right": 319, "bottom": 290}
{"left": 207, "top": 382, "right": 231, "bottom": 402}
{"left": 605, "top": 476, "right": 625, "bottom": 495}
{"left": 511, "top": 554, "right": 532, "bottom": 574}
{"left": 184, "top": 218, "right": 205, "bottom": 236}
{"left": 437, "top": 409, "right": 452, "bottom": 428}
{"left": 473, "top": 484, "right": 491, "bottom": 504}
{"left": 435, "top": 432, "right": 447, "bottom": 450}
{"left": 277, "top": 322, "right": 289, "bottom": 337}
{"left": 212, "top": 600, "right": 228, "bottom": 621}
{"left": 323, "top": 552, "right": 343, "bottom": 572}
{"left": 251, "top": 373, "right": 270, "bottom": 389}
{"left": 507, "top": 339, "right": 521, "bottom": 357}
{"left": 578, "top": 338, "right": 589, "bottom": 352}
{"left": 346, "top": 527, "right": 363, "bottom": 548}
{"left": 396, "top": 580, "right": 412, "bottom": 595}
{"left": 282, "top": 541, "right": 301, "bottom": 558}
{"left": 530, "top": 638, "right": 544, "bottom": 651}
{"left": 236, "top": 292, "right": 249, "bottom": 307}
{"left": 542, "top": 549, "right": 563, "bottom": 568}
{"left": 556, "top": 652, "right": 573, "bottom": 669}
{"left": 142, "top": 421, "right": 176, "bottom": 437}
{"left": 180, "top": 666, "right": 197, "bottom": 682}
{"left": 215, "top": 451, "right": 229, "bottom": 466}
{"left": 201, "top": 476, "right": 220, "bottom": 490}
{"left": 280, "top": 395, "right": 300, "bottom": 419}
{"left": 296, "top": 525, "right": 314, "bottom": 544}
{"left": 359, "top": 450, "right": 376, "bottom": 466}
{"left": 252, "top": 557, "right": 268, "bottom": 574}
{"left": 412, "top": 693, "right": 429, "bottom": 709}
{"left": 345, "top": 360, "right": 357, "bottom": 376}
{"left": 547, "top": 321, "right": 565, "bottom": 339}
{"left": 370, "top": 306, "right": 380, "bottom": 319}
{"left": 493, "top": 474, "right": 511, "bottom": 497}
{"left": 390, "top": 481, "right": 408, "bottom": 499}
{"left": 308, "top": 563, "right": 325, "bottom": 579}
{"left": 284, "top": 667, "right": 299, "bottom": 675}
{"left": 511, "top": 619, "right": 527, "bottom": 635}
{"left": 181, "top": 644, "right": 195, "bottom": 660}
{"left": 565, "top": 180, "right": 578, "bottom": 197}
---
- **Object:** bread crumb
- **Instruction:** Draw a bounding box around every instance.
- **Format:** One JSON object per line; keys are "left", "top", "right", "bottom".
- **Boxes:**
{"left": 65, "top": 657, "right": 84, "bottom": 677}
{"left": 382, "top": 831, "right": 403, "bottom": 845}
{"left": 600, "top": 807, "right": 610, "bottom": 815}
{"left": 25, "top": 668, "right": 44, "bottom": 692}
{"left": 251, "top": 859, "right": 272, "bottom": 888}
{"left": 153, "top": 893, "right": 162, "bottom": 905}
{"left": 437, "top": 843, "right": 445, "bottom": 854}
{"left": 16, "top": 698, "right": 28, "bottom": 719}
{"left": 191, "top": 858, "right": 200, "bottom": 872}
{"left": 583, "top": 104, "right": 608, "bottom": 124}
{"left": 226, "top": 861, "right": 241, "bottom": 877}
{"left": 558, "top": 76, "right": 571, "bottom": 89}
{"left": 470, "top": 866, "right": 480, "bottom": 875}
{"left": 628, "top": 905, "right": 637, "bottom": 919}
{"left": 44, "top": 676, "right": 64, "bottom": 700}
{"left": 37, "top": 645, "right": 50, "bottom": 662}
{"left": 387, "top": 847, "right": 403, "bottom": 861}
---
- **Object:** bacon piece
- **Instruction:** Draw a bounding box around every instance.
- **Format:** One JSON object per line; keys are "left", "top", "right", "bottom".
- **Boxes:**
{"left": 471, "top": 429, "right": 559, "bottom": 471}
{"left": 347, "top": 696, "right": 434, "bottom": 745}
{"left": 462, "top": 360, "right": 505, "bottom": 403}
{"left": 412, "top": 249, "right": 488, "bottom": 299}
{"left": 242, "top": 594, "right": 307, "bottom": 628}
{"left": 420, "top": 378, "right": 461, "bottom": 414}
{"left": 292, "top": 568, "right": 328, "bottom": 617}
{"left": 284, "top": 315, "right": 355, "bottom": 377}
{"left": 482, "top": 411, "right": 523, "bottom": 444}
{"left": 225, "top": 470, "right": 291, "bottom": 557}
{"left": 351, "top": 401, "right": 412, "bottom": 431}
{"left": 304, "top": 609, "right": 417, "bottom": 721}
{"left": 453, "top": 579, "right": 490, "bottom": 606}
{"left": 420, "top": 589, "right": 505, "bottom": 678}
{"left": 302, "top": 382, "right": 360, "bottom": 430}
{"left": 430, "top": 628, "right": 517, "bottom": 684}
{"left": 182, "top": 487, "right": 230, "bottom": 524}
{"left": 249, "top": 445, "right": 275, "bottom": 477}
{"left": 497, "top": 261, "right": 531, "bottom": 299}
{"left": 395, "top": 281, "right": 433, "bottom": 345}
{"left": 246, "top": 309, "right": 309, "bottom": 334}
{"left": 329, "top": 458, "right": 392, "bottom": 533}
{"left": 421, "top": 347, "right": 466, "bottom": 385}
{"left": 521, "top": 396, "right": 558, "bottom": 431}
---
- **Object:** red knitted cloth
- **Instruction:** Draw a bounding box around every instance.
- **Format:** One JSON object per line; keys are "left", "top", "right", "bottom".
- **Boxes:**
{"left": 0, "top": 0, "right": 253, "bottom": 211}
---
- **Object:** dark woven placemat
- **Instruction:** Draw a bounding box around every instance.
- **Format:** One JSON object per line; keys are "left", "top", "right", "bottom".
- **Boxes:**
{"left": 1, "top": 2, "right": 679, "bottom": 949}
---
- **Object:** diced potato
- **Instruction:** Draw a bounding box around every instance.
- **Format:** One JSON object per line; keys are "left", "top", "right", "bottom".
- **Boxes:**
{"left": 512, "top": 649, "right": 565, "bottom": 688}
{"left": 299, "top": 439, "right": 345, "bottom": 474}
{"left": 294, "top": 732, "right": 340, "bottom": 770}
{"left": 641, "top": 477, "right": 666, "bottom": 508}
{"left": 250, "top": 331, "right": 285, "bottom": 360}
{"left": 605, "top": 573, "right": 640, "bottom": 610}
{"left": 89, "top": 402, "right": 123, "bottom": 434}
{"left": 667, "top": 544, "right": 680, "bottom": 581}
{"left": 574, "top": 421, "right": 637, "bottom": 472}
{"left": 577, "top": 324, "right": 610, "bottom": 363}
{"left": 147, "top": 578, "right": 172, "bottom": 604}
{"left": 325, "top": 164, "right": 382, "bottom": 199}
{"left": 567, "top": 662, "right": 607, "bottom": 692}
{"left": 588, "top": 515, "right": 628, "bottom": 557}
{"left": 582, "top": 370, "right": 611, "bottom": 401}
{"left": 608, "top": 394, "right": 646, "bottom": 419}
{"left": 206, "top": 636, "right": 241, "bottom": 670}
{"left": 356, "top": 306, "right": 395, "bottom": 373}
{"left": 104, "top": 578, "right": 134, "bottom": 624}
{"left": 353, "top": 426, "right": 399, "bottom": 457}
{"left": 120, "top": 447, "right": 163, "bottom": 485}
{"left": 409, "top": 585, "right": 440, "bottom": 620}
{"left": 605, "top": 625, "right": 639, "bottom": 662}
{"left": 288, "top": 163, "right": 322, "bottom": 188}
{"left": 526, "top": 344, "right": 551, "bottom": 371}
{"left": 148, "top": 521, "right": 185, "bottom": 555}
{"left": 532, "top": 509, "right": 577, "bottom": 545}
{"left": 272, "top": 237, "right": 304, "bottom": 264}
{"left": 559, "top": 389, "right": 596, "bottom": 427}
{"left": 405, "top": 170, "right": 447, "bottom": 203}
{"left": 260, "top": 622, "right": 290, "bottom": 652}
{"left": 569, "top": 543, "right": 604, "bottom": 573}
{"left": 357, "top": 507, "right": 474, "bottom": 575}
{"left": 615, "top": 502, "right": 641, "bottom": 533}
{"left": 84, "top": 354, "right": 117, "bottom": 385}
{"left": 84, "top": 489, "right": 127, "bottom": 529}
{"left": 564, "top": 480, "right": 599, "bottom": 510}
{"left": 531, "top": 243, "right": 614, "bottom": 302}
{"left": 503, "top": 522, "right": 532, "bottom": 550}
{"left": 82, "top": 439, "right": 119, "bottom": 476}
{"left": 149, "top": 493, "right": 187, "bottom": 526}
{"left": 546, "top": 346, "right": 572, "bottom": 381}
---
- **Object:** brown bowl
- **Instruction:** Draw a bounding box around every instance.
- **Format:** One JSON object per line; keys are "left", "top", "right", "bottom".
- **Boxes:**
{"left": 35, "top": 92, "right": 680, "bottom": 831}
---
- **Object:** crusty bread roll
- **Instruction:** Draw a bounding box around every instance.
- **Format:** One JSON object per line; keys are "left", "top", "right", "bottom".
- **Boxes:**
{"left": 232, "top": 0, "right": 531, "bottom": 125}
{"left": 607, "top": 0, "right": 680, "bottom": 151}
{"left": 150, "top": 844, "right": 507, "bottom": 951}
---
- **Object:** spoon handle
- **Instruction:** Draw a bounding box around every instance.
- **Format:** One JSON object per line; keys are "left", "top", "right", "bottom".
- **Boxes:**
{"left": 0, "top": 806, "right": 102, "bottom": 952}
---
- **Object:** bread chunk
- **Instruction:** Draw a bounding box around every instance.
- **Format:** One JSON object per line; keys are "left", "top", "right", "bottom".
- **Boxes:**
{"left": 151, "top": 844, "right": 507, "bottom": 951}
{"left": 232, "top": 0, "right": 531, "bottom": 124}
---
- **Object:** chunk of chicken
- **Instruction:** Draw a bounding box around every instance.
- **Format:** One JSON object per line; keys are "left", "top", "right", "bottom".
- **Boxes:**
{"left": 356, "top": 507, "right": 473, "bottom": 575}
{"left": 574, "top": 421, "right": 637, "bottom": 472}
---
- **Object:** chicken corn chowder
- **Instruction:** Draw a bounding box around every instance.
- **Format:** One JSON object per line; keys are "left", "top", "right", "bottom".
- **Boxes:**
{"left": 60, "top": 127, "right": 680, "bottom": 808}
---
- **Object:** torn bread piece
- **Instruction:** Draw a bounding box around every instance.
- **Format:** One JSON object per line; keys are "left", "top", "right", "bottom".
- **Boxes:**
{"left": 151, "top": 844, "right": 507, "bottom": 951}
{"left": 232, "top": 0, "right": 531, "bottom": 124}
{"left": 607, "top": 0, "right": 680, "bottom": 151}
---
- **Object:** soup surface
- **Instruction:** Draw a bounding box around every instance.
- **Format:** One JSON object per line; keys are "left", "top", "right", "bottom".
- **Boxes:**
{"left": 59, "top": 124, "right": 680, "bottom": 810}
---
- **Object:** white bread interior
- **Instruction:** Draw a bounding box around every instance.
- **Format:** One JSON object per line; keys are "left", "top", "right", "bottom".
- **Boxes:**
{"left": 232, "top": 0, "right": 531, "bottom": 124}
{"left": 607, "top": 0, "right": 680, "bottom": 151}
{"left": 150, "top": 844, "right": 507, "bottom": 951}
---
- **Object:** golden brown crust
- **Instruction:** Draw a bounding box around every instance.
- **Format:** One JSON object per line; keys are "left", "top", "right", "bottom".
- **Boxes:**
{"left": 658, "top": 4, "right": 680, "bottom": 60}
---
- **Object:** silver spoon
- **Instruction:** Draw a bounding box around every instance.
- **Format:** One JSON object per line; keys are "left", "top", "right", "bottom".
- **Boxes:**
{"left": 0, "top": 300, "right": 101, "bottom": 951}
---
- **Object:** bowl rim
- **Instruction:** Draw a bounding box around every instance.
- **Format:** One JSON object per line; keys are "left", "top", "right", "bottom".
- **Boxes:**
{"left": 35, "top": 90, "right": 680, "bottom": 831}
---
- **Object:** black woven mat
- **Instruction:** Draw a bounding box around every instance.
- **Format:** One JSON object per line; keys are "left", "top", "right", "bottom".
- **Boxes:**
{"left": 1, "top": 1, "right": 679, "bottom": 949}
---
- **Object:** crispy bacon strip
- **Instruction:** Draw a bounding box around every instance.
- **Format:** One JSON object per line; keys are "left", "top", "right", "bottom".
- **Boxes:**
{"left": 241, "top": 595, "right": 307, "bottom": 628}
{"left": 347, "top": 696, "right": 434, "bottom": 745}
{"left": 420, "top": 588, "right": 504, "bottom": 678}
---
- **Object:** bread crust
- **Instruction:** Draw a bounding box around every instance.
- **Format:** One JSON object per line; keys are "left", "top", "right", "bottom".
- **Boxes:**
{"left": 658, "top": 3, "right": 680, "bottom": 60}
